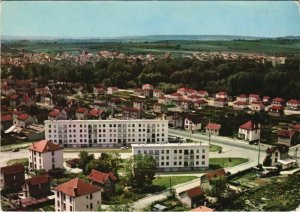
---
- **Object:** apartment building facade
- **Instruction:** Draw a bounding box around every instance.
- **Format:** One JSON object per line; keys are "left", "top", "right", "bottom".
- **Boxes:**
{"left": 45, "top": 119, "right": 169, "bottom": 147}
{"left": 132, "top": 143, "right": 209, "bottom": 171}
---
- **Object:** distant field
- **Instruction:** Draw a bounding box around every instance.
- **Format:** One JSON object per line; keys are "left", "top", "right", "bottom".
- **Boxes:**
{"left": 3, "top": 39, "right": 300, "bottom": 55}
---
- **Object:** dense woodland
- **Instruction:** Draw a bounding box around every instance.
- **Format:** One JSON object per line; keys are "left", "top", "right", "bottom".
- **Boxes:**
{"left": 2, "top": 56, "right": 300, "bottom": 99}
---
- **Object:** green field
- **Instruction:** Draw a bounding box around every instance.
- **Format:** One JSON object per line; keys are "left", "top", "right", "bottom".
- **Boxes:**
{"left": 209, "top": 157, "right": 248, "bottom": 169}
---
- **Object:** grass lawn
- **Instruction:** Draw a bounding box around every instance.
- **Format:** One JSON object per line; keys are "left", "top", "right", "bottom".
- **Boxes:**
{"left": 63, "top": 148, "right": 131, "bottom": 153}
{"left": 209, "top": 157, "right": 248, "bottom": 169}
{"left": 210, "top": 144, "right": 222, "bottom": 152}
{"left": 230, "top": 171, "right": 258, "bottom": 185}
{"left": 153, "top": 176, "right": 198, "bottom": 189}
{"left": 7, "top": 158, "right": 28, "bottom": 166}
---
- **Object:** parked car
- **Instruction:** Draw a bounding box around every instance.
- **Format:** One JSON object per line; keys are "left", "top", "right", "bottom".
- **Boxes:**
{"left": 12, "top": 148, "right": 20, "bottom": 152}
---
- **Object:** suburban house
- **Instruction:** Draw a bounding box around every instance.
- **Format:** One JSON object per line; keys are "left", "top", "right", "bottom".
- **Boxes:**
{"left": 18, "top": 95, "right": 37, "bottom": 108}
{"left": 263, "top": 146, "right": 297, "bottom": 170}
{"left": 272, "top": 97, "right": 285, "bottom": 106}
{"left": 133, "top": 100, "right": 146, "bottom": 111}
{"left": 153, "top": 89, "right": 163, "bottom": 98}
{"left": 29, "top": 140, "right": 64, "bottom": 171}
{"left": 205, "top": 123, "right": 221, "bottom": 136}
{"left": 178, "top": 186, "right": 205, "bottom": 208}
{"left": 75, "top": 107, "right": 88, "bottom": 120}
{"left": 177, "top": 88, "right": 197, "bottom": 96}
{"left": 22, "top": 175, "right": 51, "bottom": 198}
{"left": 236, "top": 94, "right": 248, "bottom": 102}
{"left": 268, "top": 105, "right": 284, "bottom": 116}
{"left": 169, "top": 112, "right": 184, "bottom": 128}
{"left": 15, "top": 113, "right": 36, "bottom": 128}
{"left": 184, "top": 115, "right": 202, "bottom": 131}
{"left": 87, "top": 169, "right": 118, "bottom": 193}
{"left": 48, "top": 110, "right": 68, "bottom": 121}
{"left": 93, "top": 86, "right": 105, "bottom": 96}
{"left": 153, "top": 103, "right": 168, "bottom": 114}
{"left": 213, "top": 98, "right": 227, "bottom": 108}
{"left": 277, "top": 129, "right": 299, "bottom": 146}
{"left": 87, "top": 109, "right": 104, "bottom": 120}
{"left": 0, "top": 164, "right": 25, "bottom": 190}
{"left": 198, "top": 90, "right": 208, "bottom": 98}
{"left": 286, "top": 99, "right": 300, "bottom": 110}
{"left": 1, "top": 115, "right": 13, "bottom": 131}
{"left": 158, "top": 97, "right": 172, "bottom": 106}
{"left": 215, "top": 91, "right": 227, "bottom": 99}
{"left": 262, "top": 96, "right": 271, "bottom": 104}
{"left": 249, "top": 94, "right": 260, "bottom": 103}
{"left": 107, "top": 87, "right": 118, "bottom": 95}
{"left": 168, "top": 92, "right": 183, "bottom": 101}
{"left": 142, "top": 84, "right": 153, "bottom": 97}
{"left": 180, "top": 100, "right": 193, "bottom": 111}
{"left": 233, "top": 101, "right": 249, "bottom": 110}
{"left": 188, "top": 95, "right": 202, "bottom": 102}
{"left": 66, "top": 158, "right": 80, "bottom": 168}
{"left": 200, "top": 168, "right": 227, "bottom": 191}
{"left": 54, "top": 178, "right": 101, "bottom": 212}
{"left": 193, "top": 100, "right": 208, "bottom": 109}
{"left": 238, "top": 120, "right": 260, "bottom": 142}
{"left": 122, "top": 107, "right": 141, "bottom": 119}
{"left": 250, "top": 101, "right": 265, "bottom": 112}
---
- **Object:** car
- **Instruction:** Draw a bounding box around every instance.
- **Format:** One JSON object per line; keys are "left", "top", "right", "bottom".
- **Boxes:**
{"left": 120, "top": 146, "right": 128, "bottom": 149}
{"left": 12, "top": 148, "right": 20, "bottom": 152}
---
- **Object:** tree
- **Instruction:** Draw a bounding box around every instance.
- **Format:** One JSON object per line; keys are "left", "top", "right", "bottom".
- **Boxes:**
{"left": 34, "top": 169, "right": 46, "bottom": 176}
{"left": 78, "top": 151, "right": 94, "bottom": 174}
{"left": 85, "top": 152, "right": 121, "bottom": 175}
{"left": 210, "top": 176, "right": 228, "bottom": 199}
{"left": 125, "top": 154, "right": 157, "bottom": 189}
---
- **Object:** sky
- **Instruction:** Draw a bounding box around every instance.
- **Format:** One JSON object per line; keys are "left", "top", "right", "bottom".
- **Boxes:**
{"left": 1, "top": 1, "right": 300, "bottom": 38}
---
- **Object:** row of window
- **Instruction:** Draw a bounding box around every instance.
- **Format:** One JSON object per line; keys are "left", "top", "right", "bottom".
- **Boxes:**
{"left": 160, "top": 160, "right": 206, "bottom": 166}
{"left": 48, "top": 123, "right": 166, "bottom": 128}
{"left": 137, "top": 149, "right": 206, "bottom": 155}
{"left": 51, "top": 138, "right": 165, "bottom": 144}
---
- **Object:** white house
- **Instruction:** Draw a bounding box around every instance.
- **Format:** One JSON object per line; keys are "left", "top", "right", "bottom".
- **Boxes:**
{"left": 107, "top": 87, "right": 118, "bottom": 95}
{"left": 132, "top": 143, "right": 209, "bottom": 171}
{"left": 28, "top": 140, "right": 64, "bottom": 171}
{"left": 54, "top": 178, "right": 101, "bottom": 212}
{"left": 238, "top": 120, "right": 260, "bottom": 142}
{"left": 205, "top": 123, "right": 221, "bottom": 136}
{"left": 184, "top": 116, "right": 202, "bottom": 131}
{"left": 45, "top": 119, "right": 168, "bottom": 148}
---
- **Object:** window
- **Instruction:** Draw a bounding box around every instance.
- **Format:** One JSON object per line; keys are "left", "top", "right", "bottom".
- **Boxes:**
{"left": 70, "top": 206, "right": 73, "bottom": 211}
{"left": 63, "top": 203, "right": 66, "bottom": 210}
{"left": 174, "top": 150, "right": 177, "bottom": 154}
{"left": 202, "top": 155, "right": 205, "bottom": 159}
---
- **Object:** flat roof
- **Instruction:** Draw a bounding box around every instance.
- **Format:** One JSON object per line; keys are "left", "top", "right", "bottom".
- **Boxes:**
{"left": 132, "top": 142, "right": 209, "bottom": 147}
{"left": 45, "top": 119, "right": 168, "bottom": 123}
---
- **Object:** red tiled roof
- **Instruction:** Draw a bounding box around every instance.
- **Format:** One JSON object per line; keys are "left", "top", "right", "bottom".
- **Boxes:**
{"left": 1, "top": 164, "right": 25, "bottom": 175}
{"left": 215, "top": 98, "right": 227, "bottom": 102}
{"left": 263, "top": 96, "right": 270, "bottom": 100}
{"left": 287, "top": 99, "right": 300, "bottom": 105}
{"left": 186, "top": 186, "right": 204, "bottom": 198}
{"left": 29, "top": 140, "right": 63, "bottom": 153}
{"left": 170, "top": 93, "right": 182, "bottom": 97}
{"left": 216, "top": 91, "right": 227, "bottom": 96}
{"left": 190, "top": 206, "right": 214, "bottom": 212}
{"left": 17, "top": 114, "right": 29, "bottom": 121}
{"left": 25, "top": 175, "right": 50, "bottom": 186}
{"left": 88, "top": 109, "right": 104, "bottom": 117}
{"left": 12, "top": 110, "right": 22, "bottom": 115}
{"left": 270, "top": 105, "right": 283, "bottom": 111}
{"left": 188, "top": 95, "right": 200, "bottom": 99}
{"left": 1, "top": 115, "right": 12, "bottom": 122}
{"left": 205, "top": 123, "right": 221, "bottom": 130}
{"left": 76, "top": 107, "right": 88, "bottom": 113}
{"left": 48, "top": 110, "right": 60, "bottom": 117}
{"left": 87, "top": 169, "right": 117, "bottom": 184}
{"left": 251, "top": 101, "right": 263, "bottom": 105}
{"left": 233, "top": 101, "right": 249, "bottom": 106}
{"left": 239, "top": 120, "right": 260, "bottom": 130}
{"left": 272, "top": 97, "right": 285, "bottom": 102}
{"left": 293, "top": 124, "right": 300, "bottom": 131}
{"left": 198, "top": 90, "right": 208, "bottom": 95}
{"left": 278, "top": 129, "right": 295, "bottom": 138}
{"left": 55, "top": 178, "right": 101, "bottom": 197}
{"left": 23, "top": 96, "right": 31, "bottom": 102}
{"left": 205, "top": 168, "right": 226, "bottom": 181}
{"left": 10, "top": 94, "right": 19, "bottom": 100}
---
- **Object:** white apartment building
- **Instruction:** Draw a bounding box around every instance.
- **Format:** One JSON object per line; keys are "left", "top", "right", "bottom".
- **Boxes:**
{"left": 29, "top": 140, "right": 64, "bottom": 171}
{"left": 132, "top": 143, "right": 209, "bottom": 171}
{"left": 45, "top": 119, "right": 169, "bottom": 147}
{"left": 55, "top": 178, "right": 101, "bottom": 212}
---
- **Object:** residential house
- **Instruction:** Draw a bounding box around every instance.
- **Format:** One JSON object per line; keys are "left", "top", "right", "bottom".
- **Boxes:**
{"left": 1, "top": 85, "right": 16, "bottom": 97}
{"left": 169, "top": 112, "right": 184, "bottom": 128}
{"left": 233, "top": 101, "right": 249, "bottom": 110}
{"left": 153, "top": 103, "right": 167, "bottom": 114}
{"left": 54, "top": 178, "right": 101, "bottom": 212}
{"left": 153, "top": 89, "right": 163, "bottom": 98}
{"left": 263, "top": 146, "right": 297, "bottom": 170}
{"left": 18, "top": 95, "right": 37, "bottom": 108}
{"left": 238, "top": 121, "right": 260, "bottom": 142}
{"left": 133, "top": 88, "right": 143, "bottom": 96}
{"left": 272, "top": 97, "right": 285, "bottom": 106}
{"left": 249, "top": 94, "right": 260, "bottom": 103}
{"left": 184, "top": 115, "right": 202, "bottom": 131}
{"left": 263, "top": 96, "right": 271, "bottom": 104}
{"left": 66, "top": 158, "right": 80, "bottom": 168}
{"left": 29, "top": 140, "right": 64, "bottom": 171}
{"left": 200, "top": 168, "right": 227, "bottom": 191}
{"left": 93, "top": 86, "right": 105, "bottom": 96}
{"left": 214, "top": 98, "right": 227, "bottom": 108}
{"left": 286, "top": 99, "right": 300, "bottom": 110}
{"left": 193, "top": 100, "right": 208, "bottom": 109}
{"left": 180, "top": 100, "right": 193, "bottom": 111}
{"left": 215, "top": 91, "right": 227, "bottom": 99}
{"left": 236, "top": 94, "right": 248, "bottom": 102}
{"left": 188, "top": 95, "right": 202, "bottom": 103}
{"left": 205, "top": 123, "right": 221, "bottom": 136}
{"left": 269, "top": 105, "right": 284, "bottom": 116}
{"left": 277, "top": 129, "right": 299, "bottom": 146}
{"left": 250, "top": 101, "right": 265, "bottom": 112}
{"left": 198, "top": 90, "right": 208, "bottom": 98}
{"left": 107, "top": 87, "right": 118, "bottom": 95}
{"left": 1, "top": 115, "right": 13, "bottom": 131}
{"left": 142, "top": 84, "right": 153, "bottom": 97}
{"left": 178, "top": 186, "right": 205, "bottom": 208}
{"left": 168, "top": 93, "right": 183, "bottom": 102}
{"left": 48, "top": 110, "right": 67, "bottom": 121}
{"left": 133, "top": 100, "right": 146, "bottom": 111}
{"left": 9, "top": 94, "right": 20, "bottom": 108}
{"left": 75, "top": 107, "right": 88, "bottom": 120}
{"left": 122, "top": 107, "right": 141, "bottom": 119}
{"left": 177, "top": 88, "right": 194, "bottom": 96}
{"left": 158, "top": 97, "right": 172, "bottom": 106}
{"left": 0, "top": 164, "right": 25, "bottom": 190}
{"left": 87, "top": 109, "right": 104, "bottom": 120}
{"left": 15, "top": 114, "right": 36, "bottom": 128}
{"left": 87, "top": 169, "right": 117, "bottom": 193}
{"left": 23, "top": 175, "right": 51, "bottom": 198}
